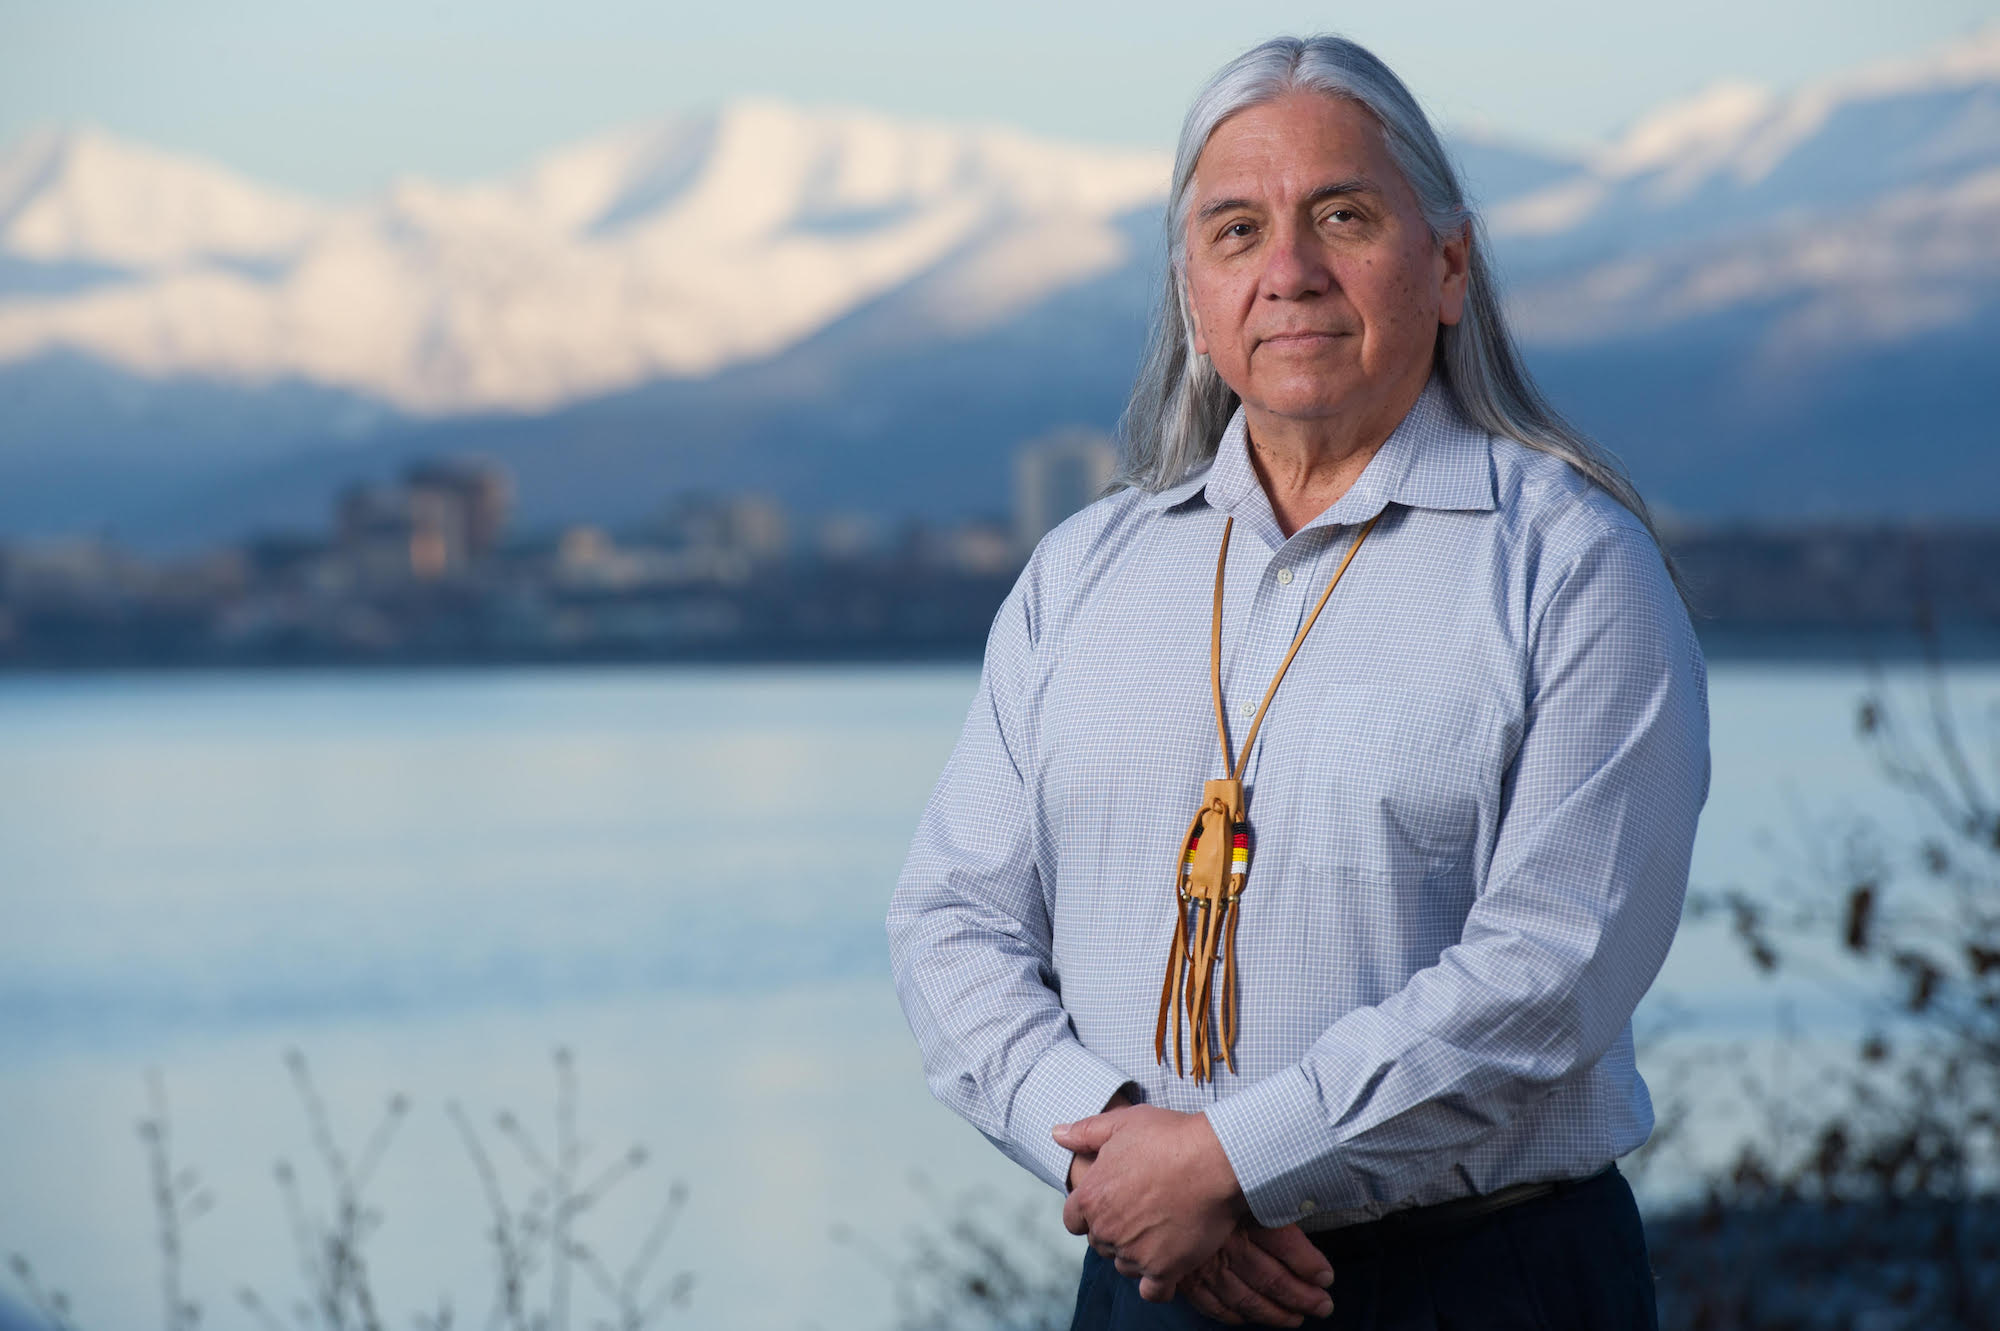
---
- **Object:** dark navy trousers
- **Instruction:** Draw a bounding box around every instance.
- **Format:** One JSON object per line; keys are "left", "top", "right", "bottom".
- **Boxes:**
{"left": 1069, "top": 1164, "right": 1658, "bottom": 1331}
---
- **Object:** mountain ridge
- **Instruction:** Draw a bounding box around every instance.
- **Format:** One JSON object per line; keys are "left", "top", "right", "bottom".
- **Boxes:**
{"left": 3, "top": 27, "right": 1997, "bottom": 546}
{"left": 0, "top": 101, "right": 1170, "bottom": 413}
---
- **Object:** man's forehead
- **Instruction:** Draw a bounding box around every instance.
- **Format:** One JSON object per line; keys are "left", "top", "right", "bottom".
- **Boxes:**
{"left": 1191, "top": 95, "right": 1394, "bottom": 199}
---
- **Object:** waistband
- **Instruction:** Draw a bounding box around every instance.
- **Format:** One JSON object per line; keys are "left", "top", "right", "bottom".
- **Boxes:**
{"left": 1304, "top": 1163, "right": 1619, "bottom": 1255}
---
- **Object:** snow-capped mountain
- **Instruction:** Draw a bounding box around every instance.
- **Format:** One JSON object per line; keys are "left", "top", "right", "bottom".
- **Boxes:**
{"left": 1492, "top": 24, "right": 2000, "bottom": 361}
{"left": 1, "top": 26, "right": 1997, "bottom": 545}
{"left": 0, "top": 103, "right": 1168, "bottom": 414}
{"left": 1509, "top": 162, "right": 2000, "bottom": 357}
{"left": 0, "top": 125, "right": 320, "bottom": 272}
{"left": 1492, "top": 26, "right": 2000, "bottom": 265}
{"left": 1480, "top": 25, "right": 2000, "bottom": 522}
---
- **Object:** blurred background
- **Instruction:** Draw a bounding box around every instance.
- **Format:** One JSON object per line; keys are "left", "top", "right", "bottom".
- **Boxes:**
{"left": 3, "top": 2, "right": 1999, "bottom": 1328}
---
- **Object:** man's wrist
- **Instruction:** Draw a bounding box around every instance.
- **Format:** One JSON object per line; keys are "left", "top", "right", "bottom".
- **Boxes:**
{"left": 1191, "top": 1108, "right": 1250, "bottom": 1219}
{"left": 1064, "top": 1084, "right": 1139, "bottom": 1192}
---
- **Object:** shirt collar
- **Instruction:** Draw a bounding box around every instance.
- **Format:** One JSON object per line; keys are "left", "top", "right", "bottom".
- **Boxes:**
{"left": 1138, "top": 371, "right": 1496, "bottom": 525}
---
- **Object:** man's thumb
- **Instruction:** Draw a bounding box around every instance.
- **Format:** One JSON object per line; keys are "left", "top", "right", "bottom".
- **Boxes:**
{"left": 1052, "top": 1113, "right": 1118, "bottom": 1151}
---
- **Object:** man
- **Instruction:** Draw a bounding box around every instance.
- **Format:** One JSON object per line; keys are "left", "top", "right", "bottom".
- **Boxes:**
{"left": 887, "top": 33, "right": 1708, "bottom": 1331}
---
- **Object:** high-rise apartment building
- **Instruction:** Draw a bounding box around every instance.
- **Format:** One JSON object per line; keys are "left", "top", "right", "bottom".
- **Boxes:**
{"left": 1014, "top": 428, "right": 1116, "bottom": 555}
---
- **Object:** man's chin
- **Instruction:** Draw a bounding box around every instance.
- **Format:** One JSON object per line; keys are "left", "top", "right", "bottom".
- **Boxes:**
{"left": 1239, "top": 383, "right": 1372, "bottom": 422}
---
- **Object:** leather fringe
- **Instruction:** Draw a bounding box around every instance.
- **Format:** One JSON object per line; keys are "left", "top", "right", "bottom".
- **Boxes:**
{"left": 1154, "top": 798, "right": 1247, "bottom": 1084}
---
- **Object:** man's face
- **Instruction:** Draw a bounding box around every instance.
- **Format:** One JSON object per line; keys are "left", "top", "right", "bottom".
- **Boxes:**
{"left": 1183, "top": 91, "right": 1468, "bottom": 431}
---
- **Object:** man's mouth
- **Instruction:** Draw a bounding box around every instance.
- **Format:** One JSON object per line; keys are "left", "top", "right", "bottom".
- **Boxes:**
{"left": 1257, "top": 330, "right": 1347, "bottom": 347}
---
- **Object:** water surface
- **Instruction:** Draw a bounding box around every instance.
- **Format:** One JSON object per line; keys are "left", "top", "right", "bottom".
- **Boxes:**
{"left": 3, "top": 662, "right": 1995, "bottom": 1330}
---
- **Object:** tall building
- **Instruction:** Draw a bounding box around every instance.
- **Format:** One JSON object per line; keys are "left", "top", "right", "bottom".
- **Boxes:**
{"left": 405, "top": 458, "right": 513, "bottom": 566}
{"left": 334, "top": 457, "right": 513, "bottom": 583}
{"left": 1014, "top": 428, "right": 1117, "bottom": 554}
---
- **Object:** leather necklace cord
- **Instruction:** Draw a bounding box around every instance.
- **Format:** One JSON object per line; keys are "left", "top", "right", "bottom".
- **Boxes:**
{"left": 1157, "top": 508, "right": 1385, "bottom": 1082}
{"left": 1213, "top": 509, "right": 1384, "bottom": 780}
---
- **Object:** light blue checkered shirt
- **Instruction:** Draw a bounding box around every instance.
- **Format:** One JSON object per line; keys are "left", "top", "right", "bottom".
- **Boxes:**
{"left": 886, "top": 373, "right": 1711, "bottom": 1231}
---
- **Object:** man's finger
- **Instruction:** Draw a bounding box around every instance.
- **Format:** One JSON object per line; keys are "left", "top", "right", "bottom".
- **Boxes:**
{"left": 1137, "top": 1274, "right": 1178, "bottom": 1304}
{"left": 1061, "top": 1190, "right": 1089, "bottom": 1236}
{"left": 1228, "top": 1231, "right": 1334, "bottom": 1317}
{"left": 1204, "top": 1260, "right": 1306, "bottom": 1328}
{"left": 1051, "top": 1112, "right": 1121, "bottom": 1152}
{"left": 1065, "top": 1148, "right": 1093, "bottom": 1194}
{"left": 1114, "top": 1255, "right": 1144, "bottom": 1280}
{"left": 1245, "top": 1223, "right": 1336, "bottom": 1289}
{"left": 1183, "top": 1273, "right": 1247, "bottom": 1326}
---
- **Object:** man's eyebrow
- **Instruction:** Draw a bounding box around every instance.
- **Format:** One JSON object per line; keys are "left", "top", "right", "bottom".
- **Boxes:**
{"left": 1195, "top": 196, "right": 1259, "bottom": 223}
{"left": 1194, "top": 177, "right": 1382, "bottom": 223}
{"left": 1304, "top": 176, "right": 1381, "bottom": 205}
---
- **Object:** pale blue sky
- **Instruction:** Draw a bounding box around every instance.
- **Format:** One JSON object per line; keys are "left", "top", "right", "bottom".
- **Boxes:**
{"left": 3, "top": 0, "right": 1996, "bottom": 197}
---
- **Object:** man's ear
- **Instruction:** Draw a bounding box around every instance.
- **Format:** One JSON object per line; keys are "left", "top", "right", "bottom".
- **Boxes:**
{"left": 1437, "top": 221, "right": 1471, "bottom": 327}
{"left": 1187, "top": 291, "right": 1209, "bottom": 357}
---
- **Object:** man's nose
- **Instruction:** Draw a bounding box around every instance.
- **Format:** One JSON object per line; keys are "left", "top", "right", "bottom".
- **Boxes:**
{"left": 1259, "top": 223, "right": 1331, "bottom": 301}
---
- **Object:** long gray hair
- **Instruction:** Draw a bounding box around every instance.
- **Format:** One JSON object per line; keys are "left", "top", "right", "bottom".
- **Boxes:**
{"left": 1118, "top": 34, "right": 1678, "bottom": 581}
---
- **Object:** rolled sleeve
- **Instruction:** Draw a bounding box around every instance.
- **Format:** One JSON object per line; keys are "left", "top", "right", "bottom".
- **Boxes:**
{"left": 886, "top": 562, "right": 1138, "bottom": 1193}
{"left": 1208, "top": 512, "right": 1711, "bottom": 1227}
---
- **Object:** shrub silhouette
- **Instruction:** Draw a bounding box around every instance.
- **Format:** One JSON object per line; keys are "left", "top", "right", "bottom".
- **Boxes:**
{"left": 8, "top": 1048, "right": 693, "bottom": 1331}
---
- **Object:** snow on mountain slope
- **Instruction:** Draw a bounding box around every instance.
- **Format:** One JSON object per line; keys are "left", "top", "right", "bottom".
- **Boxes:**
{"left": 1491, "top": 25, "right": 2000, "bottom": 266}
{"left": 0, "top": 102, "right": 1169, "bottom": 413}
{"left": 1512, "top": 165, "right": 2000, "bottom": 356}
{"left": 0, "top": 126, "right": 321, "bottom": 270}
{"left": 1485, "top": 25, "right": 2000, "bottom": 378}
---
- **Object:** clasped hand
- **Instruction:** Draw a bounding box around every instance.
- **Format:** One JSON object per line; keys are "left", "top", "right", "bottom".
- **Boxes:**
{"left": 1054, "top": 1103, "right": 1336, "bottom": 1326}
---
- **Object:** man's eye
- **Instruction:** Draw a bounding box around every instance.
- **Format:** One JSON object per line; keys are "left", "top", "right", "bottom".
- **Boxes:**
{"left": 1222, "top": 221, "right": 1255, "bottom": 239}
{"left": 1325, "top": 208, "right": 1356, "bottom": 224}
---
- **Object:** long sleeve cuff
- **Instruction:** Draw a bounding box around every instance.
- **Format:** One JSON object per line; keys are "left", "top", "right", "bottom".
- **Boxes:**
{"left": 1005, "top": 1039, "right": 1137, "bottom": 1193}
{"left": 1204, "top": 1067, "right": 1361, "bottom": 1228}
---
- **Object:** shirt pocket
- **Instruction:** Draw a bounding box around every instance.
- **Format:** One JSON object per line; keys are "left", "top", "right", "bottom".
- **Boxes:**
{"left": 1297, "top": 684, "right": 1509, "bottom": 883}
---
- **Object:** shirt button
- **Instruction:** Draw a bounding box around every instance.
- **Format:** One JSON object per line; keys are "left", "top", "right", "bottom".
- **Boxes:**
{"left": 1298, "top": 1198, "right": 1318, "bottom": 1216}
{"left": 1276, "top": 567, "right": 1294, "bottom": 585}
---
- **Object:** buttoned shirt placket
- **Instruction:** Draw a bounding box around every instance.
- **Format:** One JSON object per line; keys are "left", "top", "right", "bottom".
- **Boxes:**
{"left": 1191, "top": 411, "right": 1385, "bottom": 1103}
